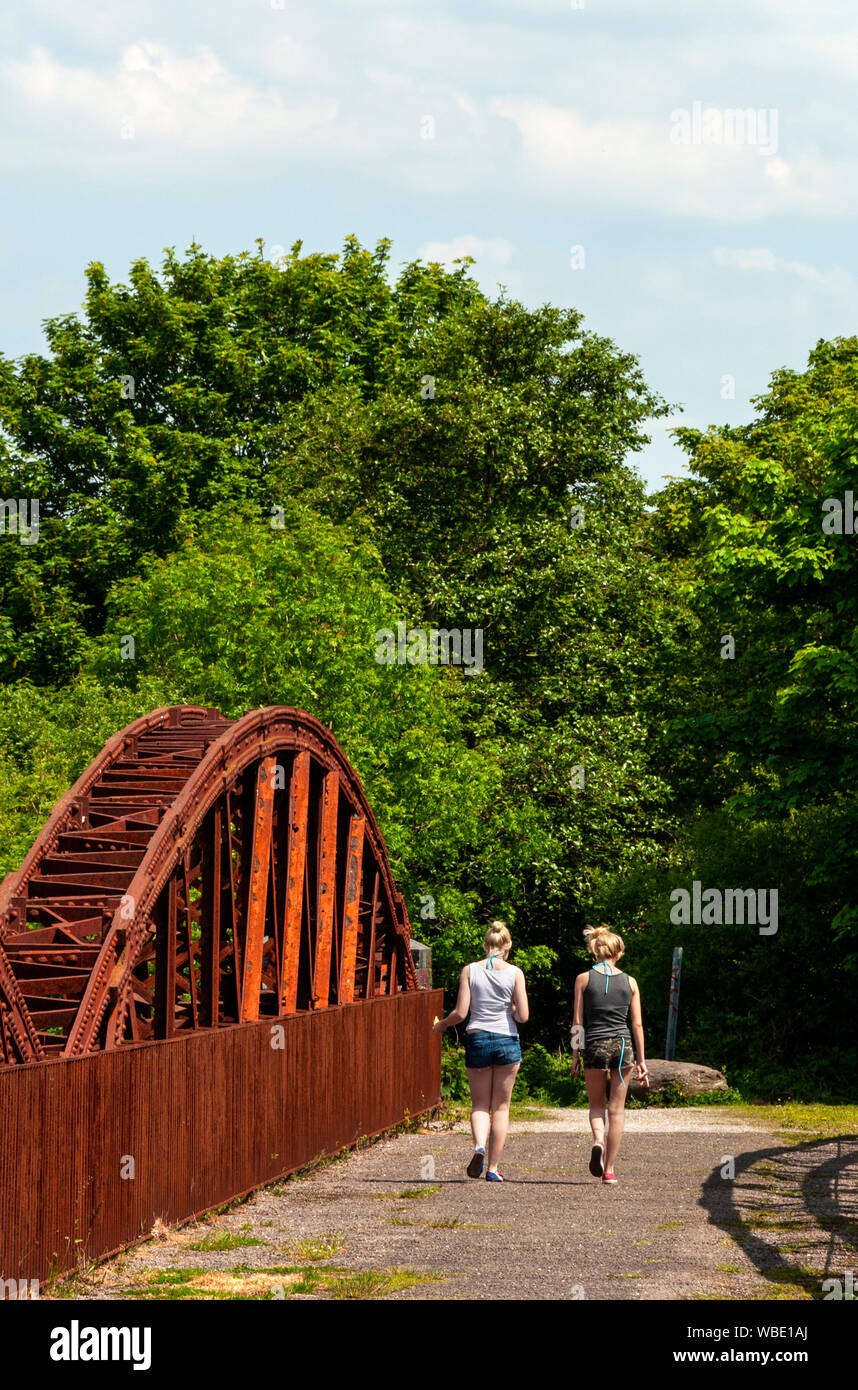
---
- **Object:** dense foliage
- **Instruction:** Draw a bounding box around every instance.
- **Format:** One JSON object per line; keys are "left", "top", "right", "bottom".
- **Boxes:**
{"left": 1, "top": 240, "right": 854, "bottom": 1098}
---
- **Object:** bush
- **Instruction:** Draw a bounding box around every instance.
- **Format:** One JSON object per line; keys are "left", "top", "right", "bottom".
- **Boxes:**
{"left": 517, "top": 1042, "right": 586, "bottom": 1105}
{"left": 440, "top": 1040, "right": 470, "bottom": 1102}
{"left": 441, "top": 1040, "right": 588, "bottom": 1106}
{"left": 590, "top": 806, "right": 858, "bottom": 1102}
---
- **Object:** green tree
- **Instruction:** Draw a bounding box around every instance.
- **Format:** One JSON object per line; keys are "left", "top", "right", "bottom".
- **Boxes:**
{"left": 0, "top": 237, "right": 687, "bottom": 1052}
{"left": 653, "top": 337, "right": 858, "bottom": 816}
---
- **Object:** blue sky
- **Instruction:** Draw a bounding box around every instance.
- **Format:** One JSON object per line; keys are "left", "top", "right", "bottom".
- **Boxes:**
{"left": 1, "top": 0, "right": 855, "bottom": 491}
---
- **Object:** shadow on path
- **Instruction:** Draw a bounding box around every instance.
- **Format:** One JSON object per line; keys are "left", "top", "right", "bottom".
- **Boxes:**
{"left": 700, "top": 1134, "right": 858, "bottom": 1297}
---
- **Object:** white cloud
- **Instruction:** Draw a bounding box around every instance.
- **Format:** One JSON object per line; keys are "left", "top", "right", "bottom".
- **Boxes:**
{"left": 3, "top": 9, "right": 858, "bottom": 219}
{"left": 258, "top": 35, "right": 316, "bottom": 82}
{"left": 489, "top": 96, "right": 858, "bottom": 219}
{"left": 362, "top": 65, "right": 411, "bottom": 93}
{"left": 1, "top": 41, "right": 337, "bottom": 163}
{"left": 712, "top": 247, "right": 853, "bottom": 291}
{"left": 713, "top": 247, "right": 818, "bottom": 278}
{"left": 418, "top": 235, "right": 514, "bottom": 271}
{"left": 646, "top": 415, "right": 688, "bottom": 431}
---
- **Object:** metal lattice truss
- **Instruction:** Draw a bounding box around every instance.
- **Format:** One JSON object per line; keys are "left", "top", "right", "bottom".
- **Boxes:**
{"left": 0, "top": 706, "right": 417, "bottom": 1066}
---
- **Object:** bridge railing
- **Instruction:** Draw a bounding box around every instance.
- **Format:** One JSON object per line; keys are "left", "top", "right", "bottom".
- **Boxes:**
{"left": 0, "top": 989, "right": 442, "bottom": 1284}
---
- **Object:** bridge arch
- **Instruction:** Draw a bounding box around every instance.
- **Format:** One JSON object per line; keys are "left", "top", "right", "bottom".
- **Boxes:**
{"left": 0, "top": 705, "right": 417, "bottom": 1067}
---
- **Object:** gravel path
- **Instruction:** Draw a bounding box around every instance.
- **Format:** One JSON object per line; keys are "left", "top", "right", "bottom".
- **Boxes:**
{"left": 64, "top": 1107, "right": 857, "bottom": 1302}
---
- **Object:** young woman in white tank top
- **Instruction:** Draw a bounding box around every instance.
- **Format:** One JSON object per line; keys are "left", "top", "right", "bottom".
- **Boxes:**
{"left": 434, "top": 921, "right": 529, "bottom": 1181}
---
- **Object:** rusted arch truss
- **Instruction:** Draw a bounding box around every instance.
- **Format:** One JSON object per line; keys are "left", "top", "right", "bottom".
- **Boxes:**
{"left": 0, "top": 707, "right": 417, "bottom": 1066}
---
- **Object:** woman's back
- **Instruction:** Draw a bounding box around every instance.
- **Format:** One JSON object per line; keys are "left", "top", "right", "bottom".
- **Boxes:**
{"left": 467, "top": 960, "right": 518, "bottom": 1036}
{"left": 583, "top": 966, "right": 633, "bottom": 1041}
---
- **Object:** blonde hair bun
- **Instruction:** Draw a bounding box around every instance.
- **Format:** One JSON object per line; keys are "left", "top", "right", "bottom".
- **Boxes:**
{"left": 583, "top": 923, "right": 624, "bottom": 962}
{"left": 484, "top": 920, "right": 512, "bottom": 955}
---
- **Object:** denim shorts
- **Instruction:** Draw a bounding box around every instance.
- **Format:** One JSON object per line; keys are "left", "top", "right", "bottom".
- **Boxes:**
{"left": 464, "top": 1030, "right": 521, "bottom": 1068}
{"left": 582, "top": 1035, "right": 635, "bottom": 1072}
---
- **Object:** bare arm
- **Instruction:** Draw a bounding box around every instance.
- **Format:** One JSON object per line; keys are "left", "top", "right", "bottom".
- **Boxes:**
{"left": 629, "top": 978, "right": 649, "bottom": 1086}
{"left": 511, "top": 967, "right": 529, "bottom": 1024}
{"left": 433, "top": 965, "right": 470, "bottom": 1032}
{"left": 570, "top": 973, "right": 587, "bottom": 1073}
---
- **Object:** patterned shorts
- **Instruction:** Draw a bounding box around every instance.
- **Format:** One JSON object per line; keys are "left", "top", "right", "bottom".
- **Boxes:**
{"left": 582, "top": 1036, "right": 635, "bottom": 1072}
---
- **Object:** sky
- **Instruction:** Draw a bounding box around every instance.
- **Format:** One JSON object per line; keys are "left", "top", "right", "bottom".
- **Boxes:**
{"left": 1, "top": 0, "right": 855, "bottom": 492}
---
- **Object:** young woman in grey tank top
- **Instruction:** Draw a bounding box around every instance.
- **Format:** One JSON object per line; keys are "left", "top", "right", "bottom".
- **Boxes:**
{"left": 571, "top": 925, "right": 649, "bottom": 1184}
{"left": 433, "top": 921, "right": 529, "bottom": 1181}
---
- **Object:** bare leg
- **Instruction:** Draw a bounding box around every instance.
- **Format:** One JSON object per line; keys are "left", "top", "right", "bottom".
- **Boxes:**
{"left": 604, "top": 1065, "right": 631, "bottom": 1172}
{"left": 584, "top": 1069, "right": 608, "bottom": 1145}
{"left": 486, "top": 1063, "right": 520, "bottom": 1173}
{"left": 467, "top": 1067, "right": 493, "bottom": 1150}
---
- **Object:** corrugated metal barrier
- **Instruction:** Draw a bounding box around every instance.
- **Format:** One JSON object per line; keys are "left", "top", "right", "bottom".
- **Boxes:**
{"left": 0, "top": 989, "right": 442, "bottom": 1283}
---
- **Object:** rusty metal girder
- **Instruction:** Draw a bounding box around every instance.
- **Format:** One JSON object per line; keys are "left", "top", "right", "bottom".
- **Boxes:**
{"left": 0, "top": 706, "right": 417, "bottom": 1067}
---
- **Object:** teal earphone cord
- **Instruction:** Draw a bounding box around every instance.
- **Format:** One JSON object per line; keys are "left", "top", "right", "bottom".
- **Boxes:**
{"left": 591, "top": 960, "right": 613, "bottom": 993}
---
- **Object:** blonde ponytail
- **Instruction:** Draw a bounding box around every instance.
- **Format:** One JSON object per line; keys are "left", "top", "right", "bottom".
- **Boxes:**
{"left": 583, "top": 923, "right": 624, "bottom": 963}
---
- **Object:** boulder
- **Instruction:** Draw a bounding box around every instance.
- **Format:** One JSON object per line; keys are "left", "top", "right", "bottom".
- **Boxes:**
{"left": 629, "top": 1059, "right": 727, "bottom": 1099}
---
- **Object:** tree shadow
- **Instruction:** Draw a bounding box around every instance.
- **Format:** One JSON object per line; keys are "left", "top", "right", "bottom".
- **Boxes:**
{"left": 700, "top": 1134, "right": 858, "bottom": 1298}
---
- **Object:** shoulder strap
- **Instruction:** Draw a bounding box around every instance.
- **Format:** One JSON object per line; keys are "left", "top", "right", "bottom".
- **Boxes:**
{"left": 591, "top": 961, "right": 613, "bottom": 994}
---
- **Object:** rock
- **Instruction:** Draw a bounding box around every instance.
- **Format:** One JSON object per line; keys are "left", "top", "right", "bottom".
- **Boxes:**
{"left": 629, "top": 1059, "right": 727, "bottom": 1099}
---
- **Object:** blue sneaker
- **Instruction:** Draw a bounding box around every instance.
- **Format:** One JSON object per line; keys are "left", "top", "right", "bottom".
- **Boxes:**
{"left": 485, "top": 1170, "right": 504, "bottom": 1182}
{"left": 467, "top": 1147, "right": 485, "bottom": 1178}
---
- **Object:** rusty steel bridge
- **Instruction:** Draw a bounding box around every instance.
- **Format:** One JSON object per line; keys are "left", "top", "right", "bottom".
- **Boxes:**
{"left": 0, "top": 705, "right": 441, "bottom": 1283}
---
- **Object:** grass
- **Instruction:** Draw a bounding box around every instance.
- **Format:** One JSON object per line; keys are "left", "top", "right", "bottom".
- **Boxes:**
{"left": 326, "top": 1267, "right": 446, "bottom": 1300}
{"left": 43, "top": 1259, "right": 104, "bottom": 1299}
{"left": 746, "top": 1267, "right": 829, "bottom": 1300}
{"left": 119, "top": 1263, "right": 447, "bottom": 1301}
{"left": 508, "top": 1100, "right": 555, "bottom": 1121}
{"left": 730, "top": 1214, "right": 810, "bottom": 1232}
{"left": 392, "top": 1217, "right": 508, "bottom": 1230}
{"left": 397, "top": 1185, "right": 441, "bottom": 1199}
{"left": 144, "top": 1268, "right": 207, "bottom": 1286}
{"left": 292, "top": 1234, "right": 344, "bottom": 1261}
{"left": 211, "top": 1193, "right": 254, "bottom": 1218}
{"left": 736, "top": 1103, "right": 858, "bottom": 1141}
{"left": 455, "top": 1097, "right": 858, "bottom": 1130}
